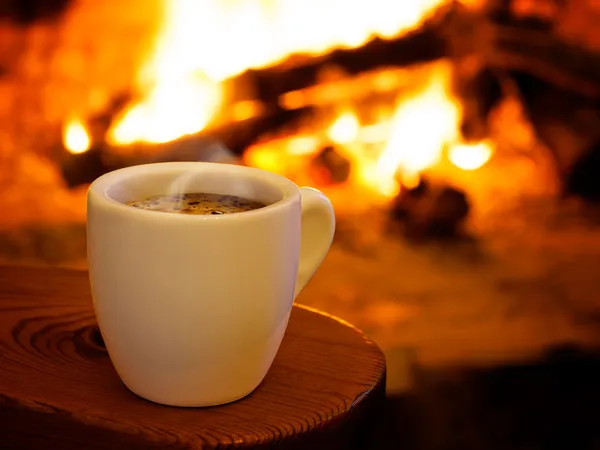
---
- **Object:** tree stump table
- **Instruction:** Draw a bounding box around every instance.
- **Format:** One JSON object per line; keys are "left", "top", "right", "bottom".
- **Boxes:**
{"left": 0, "top": 266, "right": 386, "bottom": 449}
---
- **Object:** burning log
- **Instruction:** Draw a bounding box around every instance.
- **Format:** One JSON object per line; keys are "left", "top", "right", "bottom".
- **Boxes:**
{"left": 390, "top": 178, "right": 470, "bottom": 238}
{"left": 60, "top": 134, "right": 244, "bottom": 188}
{"left": 308, "top": 146, "right": 351, "bottom": 185}
{"left": 58, "top": 104, "right": 308, "bottom": 187}
{"left": 441, "top": 1, "right": 600, "bottom": 98}
{"left": 226, "top": 10, "right": 450, "bottom": 108}
{"left": 482, "top": 22, "right": 600, "bottom": 99}
{"left": 102, "top": 136, "right": 242, "bottom": 167}
{"left": 456, "top": 67, "right": 504, "bottom": 142}
{"left": 60, "top": 147, "right": 106, "bottom": 189}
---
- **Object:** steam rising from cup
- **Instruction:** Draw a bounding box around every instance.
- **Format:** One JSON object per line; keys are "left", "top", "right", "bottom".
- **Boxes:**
{"left": 124, "top": 141, "right": 266, "bottom": 215}
{"left": 163, "top": 140, "right": 239, "bottom": 209}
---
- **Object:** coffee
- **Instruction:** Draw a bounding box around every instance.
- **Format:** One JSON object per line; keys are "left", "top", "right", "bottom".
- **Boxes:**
{"left": 127, "top": 193, "right": 266, "bottom": 215}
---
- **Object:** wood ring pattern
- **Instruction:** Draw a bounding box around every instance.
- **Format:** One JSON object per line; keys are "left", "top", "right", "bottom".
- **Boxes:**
{"left": 0, "top": 266, "right": 386, "bottom": 449}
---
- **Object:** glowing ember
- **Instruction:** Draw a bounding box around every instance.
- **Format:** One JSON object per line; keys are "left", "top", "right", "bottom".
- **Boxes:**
{"left": 328, "top": 113, "right": 360, "bottom": 145}
{"left": 108, "top": 0, "right": 450, "bottom": 146}
{"left": 288, "top": 136, "right": 321, "bottom": 155}
{"left": 63, "top": 120, "right": 91, "bottom": 154}
{"left": 448, "top": 141, "right": 494, "bottom": 170}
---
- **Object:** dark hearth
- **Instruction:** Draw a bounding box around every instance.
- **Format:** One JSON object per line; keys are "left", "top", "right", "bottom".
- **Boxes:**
{"left": 373, "top": 346, "right": 600, "bottom": 450}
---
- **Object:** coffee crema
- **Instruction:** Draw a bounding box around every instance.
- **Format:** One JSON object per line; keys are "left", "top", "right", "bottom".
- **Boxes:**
{"left": 127, "top": 193, "right": 266, "bottom": 215}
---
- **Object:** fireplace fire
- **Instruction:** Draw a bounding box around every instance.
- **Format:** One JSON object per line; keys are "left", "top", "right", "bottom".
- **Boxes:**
{"left": 3, "top": 1, "right": 600, "bottom": 241}
{"left": 56, "top": 0, "right": 528, "bottom": 215}
{"left": 243, "top": 60, "right": 494, "bottom": 198}
{"left": 4, "top": 0, "right": 595, "bottom": 258}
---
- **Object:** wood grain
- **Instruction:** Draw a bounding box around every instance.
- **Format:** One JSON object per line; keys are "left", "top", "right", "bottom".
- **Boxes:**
{"left": 0, "top": 265, "right": 386, "bottom": 449}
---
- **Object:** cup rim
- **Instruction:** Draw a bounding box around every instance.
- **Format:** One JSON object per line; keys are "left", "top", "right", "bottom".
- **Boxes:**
{"left": 87, "top": 162, "right": 300, "bottom": 220}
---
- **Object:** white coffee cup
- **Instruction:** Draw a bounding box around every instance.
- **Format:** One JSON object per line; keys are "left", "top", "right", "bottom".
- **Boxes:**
{"left": 87, "top": 162, "right": 335, "bottom": 407}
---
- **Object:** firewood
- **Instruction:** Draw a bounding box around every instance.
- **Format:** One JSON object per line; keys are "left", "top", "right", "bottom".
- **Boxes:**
{"left": 390, "top": 178, "right": 470, "bottom": 238}
{"left": 59, "top": 105, "right": 309, "bottom": 187}
{"left": 60, "top": 147, "right": 106, "bottom": 189}
{"left": 308, "top": 146, "right": 351, "bottom": 185}
{"left": 443, "top": 3, "right": 600, "bottom": 99}
{"left": 227, "top": 18, "right": 448, "bottom": 107}
{"left": 484, "top": 22, "right": 600, "bottom": 98}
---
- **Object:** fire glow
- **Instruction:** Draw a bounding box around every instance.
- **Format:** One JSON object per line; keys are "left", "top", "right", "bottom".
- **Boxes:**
{"left": 63, "top": 0, "right": 493, "bottom": 199}
{"left": 106, "top": 0, "right": 449, "bottom": 147}
{"left": 64, "top": 119, "right": 91, "bottom": 155}
{"left": 245, "top": 61, "right": 494, "bottom": 198}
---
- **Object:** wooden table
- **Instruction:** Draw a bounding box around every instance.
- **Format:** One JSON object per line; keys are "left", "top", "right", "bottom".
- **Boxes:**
{"left": 0, "top": 266, "right": 386, "bottom": 449}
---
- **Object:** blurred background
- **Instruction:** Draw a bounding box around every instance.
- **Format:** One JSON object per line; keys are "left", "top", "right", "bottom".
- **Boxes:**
{"left": 1, "top": 1, "right": 600, "bottom": 447}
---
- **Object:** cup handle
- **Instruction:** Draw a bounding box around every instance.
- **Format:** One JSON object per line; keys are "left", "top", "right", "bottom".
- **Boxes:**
{"left": 294, "top": 187, "right": 336, "bottom": 298}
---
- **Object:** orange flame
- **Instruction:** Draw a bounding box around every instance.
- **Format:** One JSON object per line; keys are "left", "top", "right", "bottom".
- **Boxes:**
{"left": 328, "top": 63, "right": 464, "bottom": 197}
{"left": 108, "top": 0, "right": 450, "bottom": 146}
{"left": 63, "top": 119, "right": 91, "bottom": 154}
{"left": 245, "top": 61, "right": 495, "bottom": 199}
{"left": 101, "top": 0, "right": 495, "bottom": 202}
{"left": 328, "top": 113, "right": 360, "bottom": 145}
{"left": 448, "top": 141, "right": 493, "bottom": 170}
{"left": 372, "top": 64, "right": 460, "bottom": 195}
